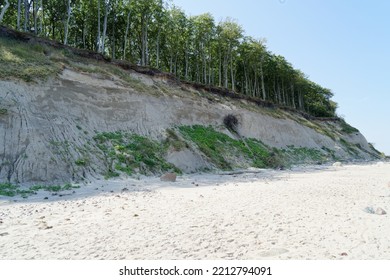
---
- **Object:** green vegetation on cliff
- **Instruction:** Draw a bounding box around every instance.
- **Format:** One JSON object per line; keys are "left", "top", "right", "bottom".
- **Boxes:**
{"left": 93, "top": 131, "right": 180, "bottom": 178}
{"left": 178, "top": 125, "right": 283, "bottom": 170}
{"left": 0, "top": 37, "right": 61, "bottom": 82}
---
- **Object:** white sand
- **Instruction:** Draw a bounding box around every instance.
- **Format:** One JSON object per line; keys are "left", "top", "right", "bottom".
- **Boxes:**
{"left": 1, "top": 162, "right": 390, "bottom": 260}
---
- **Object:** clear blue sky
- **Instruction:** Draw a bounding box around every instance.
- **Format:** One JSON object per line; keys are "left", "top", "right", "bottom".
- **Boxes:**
{"left": 172, "top": 0, "right": 390, "bottom": 155}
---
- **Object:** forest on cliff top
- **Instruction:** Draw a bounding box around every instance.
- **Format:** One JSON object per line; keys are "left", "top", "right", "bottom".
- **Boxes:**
{"left": 1, "top": 0, "right": 337, "bottom": 117}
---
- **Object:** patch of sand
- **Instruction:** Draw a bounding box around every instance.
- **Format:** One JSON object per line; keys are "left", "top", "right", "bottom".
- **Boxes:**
{"left": 1, "top": 162, "right": 390, "bottom": 260}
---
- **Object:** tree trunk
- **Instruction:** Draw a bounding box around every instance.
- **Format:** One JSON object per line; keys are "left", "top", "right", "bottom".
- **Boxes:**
{"left": 0, "top": 0, "right": 10, "bottom": 23}
{"left": 290, "top": 82, "right": 296, "bottom": 109}
{"left": 64, "top": 0, "right": 71, "bottom": 45}
{"left": 298, "top": 89, "right": 303, "bottom": 111}
{"left": 208, "top": 52, "right": 212, "bottom": 84}
{"left": 141, "top": 15, "right": 146, "bottom": 65}
{"left": 17, "top": 0, "right": 21, "bottom": 30}
{"left": 111, "top": 13, "right": 116, "bottom": 59}
{"left": 156, "top": 27, "right": 161, "bottom": 68}
{"left": 203, "top": 49, "right": 207, "bottom": 84}
{"left": 123, "top": 11, "right": 130, "bottom": 60}
{"left": 97, "top": 0, "right": 101, "bottom": 52}
{"left": 276, "top": 79, "right": 281, "bottom": 104}
{"left": 101, "top": 1, "right": 108, "bottom": 54}
{"left": 223, "top": 52, "right": 228, "bottom": 88}
{"left": 174, "top": 54, "right": 177, "bottom": 75}
{"left": 260, "top": 60, "right": 266, "bottom": 100}
{"left": 243, "top": 62, "right": 248, "bottom": 95}
{"left": 24, "top": 0, "right": 29, "bottom": 32}
{"left": 169, "top": 55, "right": 173, "bottom": 73}
{"left": 33, "top": 0, "right": 38, "bottom": 34}
{"left": 82, "top": 23, "right": 86, "bottom": 48}
{"left": 218, "top": 48, "right": 222, "bottom": 87}
{"left": 145, "top": 20, "right": 149, "bottom": 65}
{"left": 39, "top": 0, "right": 42, "bottom": 33}
{"left": 253, "top": 74, "right": 258, "bottom": 98}
{"left": 230, "top": 50, "right": 234, "bottom": 91}
{"left": 185, "top": 41, "right": 189, "bottom": 80}
{"left": 281, "top": 79, "right": 286, "bottom": 105}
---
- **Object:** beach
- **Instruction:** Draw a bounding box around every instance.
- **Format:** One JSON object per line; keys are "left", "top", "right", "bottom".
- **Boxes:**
{"left": 1, "top": 162, "right": 389, "bottom": 260}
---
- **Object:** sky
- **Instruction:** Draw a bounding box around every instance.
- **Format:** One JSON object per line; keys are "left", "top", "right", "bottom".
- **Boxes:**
{"left": 172, "top": 0, "right": 390, "bottom": 155}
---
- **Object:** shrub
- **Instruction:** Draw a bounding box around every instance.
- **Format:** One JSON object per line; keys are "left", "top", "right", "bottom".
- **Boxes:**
{"left": 223, "top": 114, "right": 239, "bottom": 132}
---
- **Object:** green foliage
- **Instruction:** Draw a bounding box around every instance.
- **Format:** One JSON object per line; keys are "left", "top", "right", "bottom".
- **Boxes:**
{"left": 244, "top": 139, "right": 284, "bottom": 168}
{"left": 0, "top": 182, "right": 80, "bottom": 198}
{"left": 178, "top": 125, "right": 283, "bottom": 170}
{"left": 178, "top": 125, "right": 233, "bottom": 169}
{"left": 0, "top": 182, "right": 19, "bottom": 197}
{"left": 93, "top": 131, "right": 180, "bottom": 177}
{"left": 0, "top": 0, "right": 337, "bottom": 117}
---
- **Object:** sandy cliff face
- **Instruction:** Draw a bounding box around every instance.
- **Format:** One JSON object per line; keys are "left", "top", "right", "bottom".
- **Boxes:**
{"left": 0, "top": 68, "right": 379, "bottom": 184}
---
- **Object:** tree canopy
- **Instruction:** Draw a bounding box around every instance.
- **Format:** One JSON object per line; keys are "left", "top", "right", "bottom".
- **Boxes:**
{"left": 0, "top": 0, "right": 337, "bottom": 117}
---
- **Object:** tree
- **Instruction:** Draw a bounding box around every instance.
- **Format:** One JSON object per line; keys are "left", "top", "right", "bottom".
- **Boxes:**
{"left": 0, "top": 0, "right": 10, "bottom": 23}
{"left": 64, "top": 0, "right": 72, "bottom": 45}
{"left": 17, "top": 0, "right": 21, "bottom": 29}
{"left": 101, "top": 0, "right": 108, "bottom": 54}
{"left": 190, "top": 13, "right": 215, "bottom": 83}
{"left": 217, "top": 18, "right": 243, "bottom": 90}
{"left": 0, "top": 0, "right": 338, "bottom": 118}
{"left": 237, "top": 37, "right": 268, "bottom": 99}
{"left": 123, "top": 0, "right": 131, "bottom": 60}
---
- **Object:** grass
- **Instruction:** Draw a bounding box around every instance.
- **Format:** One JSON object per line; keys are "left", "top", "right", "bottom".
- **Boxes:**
{"left": 368, "top": 143, "right": 383, "bottom": 156}
{"left": 339, "top": 119, "right": 359, "bottom": 134}
{"left": 0, "top": 37, "right": 62, "bottom": 82}
{"left": 164, "top": 128, "right": 188, "bottom": 151}
{"left": 70, "top": 60, "right": 155, "bottom": 95}
{"left": 0, "top": 36, "right": 153, "bottom": 95}
{"left": 339, "top": 138, "right": 360, "bottom": 156}
{"left": 75, "top": 158, "right": 88, "bottom": 166}
{"left": 321, "top": 146, "right": 340, "bottom": 161}
{"left": 0, "top": 182, "right": 80, "bottom": 198}
{"left": 178, "top": 125, "right": 284, "bottom": 170}
{"left": 281, "top": 146, "right": 328, "bottom": 164}
{"left": 93, "top": 131, "right": 180, "bottom": 178}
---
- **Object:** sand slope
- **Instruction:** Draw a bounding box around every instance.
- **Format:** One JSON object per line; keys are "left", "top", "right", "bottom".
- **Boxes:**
{"left": 1, "top": 162, "right": 389, "bottom": 260}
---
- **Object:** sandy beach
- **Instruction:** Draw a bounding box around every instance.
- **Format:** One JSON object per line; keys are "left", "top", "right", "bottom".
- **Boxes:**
{"left": 1, "top": 162, "right": 389, "bottom": 260}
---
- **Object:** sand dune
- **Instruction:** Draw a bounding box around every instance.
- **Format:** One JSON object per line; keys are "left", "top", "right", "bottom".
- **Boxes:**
{"left": 1, "top": 162, "right": 390, "bottom": 260}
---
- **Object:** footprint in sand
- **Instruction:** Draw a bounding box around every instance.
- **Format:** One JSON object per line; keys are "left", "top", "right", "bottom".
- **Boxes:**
{"left": 259, "top": 248, "right": 289, "bottom": 257}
